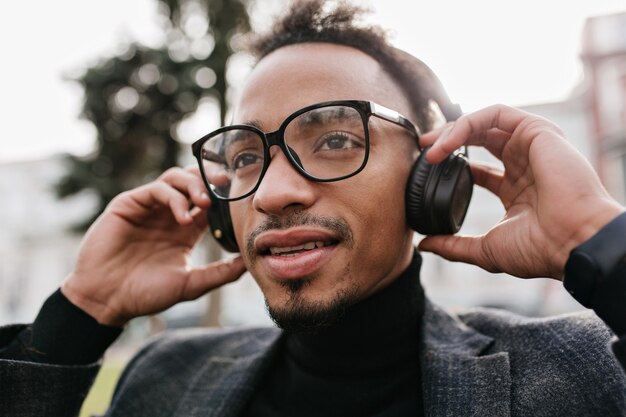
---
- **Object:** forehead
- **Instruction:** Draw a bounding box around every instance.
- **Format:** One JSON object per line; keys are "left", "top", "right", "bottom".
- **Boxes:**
{"left": 234, "top": 43, "right": 406, "bottom": 129}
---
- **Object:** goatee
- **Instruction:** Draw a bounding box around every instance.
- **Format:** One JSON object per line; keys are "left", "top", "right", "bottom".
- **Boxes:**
{"left": 267, "top": 282, "right": 356, "bottom": 334}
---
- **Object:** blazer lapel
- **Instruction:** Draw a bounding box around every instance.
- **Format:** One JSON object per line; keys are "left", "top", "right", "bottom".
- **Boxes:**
{"left": 172, "top": 328, "right": 283, "bottom": 417}
{"left": 421, "top": 300, "right": 511, "bottom": 417}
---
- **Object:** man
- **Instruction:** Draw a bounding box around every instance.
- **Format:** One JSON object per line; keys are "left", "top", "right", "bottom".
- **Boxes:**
{"left": 2, "top": 1, "right": 626, "bottom": 416}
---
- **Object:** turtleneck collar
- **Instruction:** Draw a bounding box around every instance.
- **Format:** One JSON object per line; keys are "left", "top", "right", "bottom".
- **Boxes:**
{"left": 285, "top": 251, "right": 425, "bottom": 377}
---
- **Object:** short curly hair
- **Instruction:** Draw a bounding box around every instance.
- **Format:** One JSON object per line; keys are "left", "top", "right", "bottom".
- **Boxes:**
{"left": 246, "top": 0, "right": 459, "bottom": 132}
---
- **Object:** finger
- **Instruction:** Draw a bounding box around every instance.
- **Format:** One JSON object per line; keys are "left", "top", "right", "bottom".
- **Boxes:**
{"left": 125, "top": 182, "right": 194, "bottom": 225}
{"left": 480, "top": 128, "right": 512, "bottom": 159}
{"left": 424, "top": 128, "right": 511, "bottom": 163}
{"left": 422, "top": 127, "right": 511, "bottom": 165}
{"left": 185, "top": 165, "right": 222, "bottom": 193}
{"left": 470, "top": 161, "right": 504, "bottom": 197}
{"left": 189, "top": 206, "right": 209, "bottom": 229}
{"left": 420, "top": 122, "right": 454, "bottom": 147}
{"left": 184, "top": 165, "right": 202, "bottom": 176}
{"left": 182, "top": 256, "right": 247, "bottom": 300}
{"left": 418, "top": 235, "right": 498, "bottom": 273}
{"left": 159, "top": 167, "right": 211, "bottom": 209}
{"left": 427, "top": 105, "right": 530, "bottom": 164}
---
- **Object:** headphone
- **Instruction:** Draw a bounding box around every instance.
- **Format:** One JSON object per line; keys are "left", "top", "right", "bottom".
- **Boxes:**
{"left": 206, "top": 98, "right": 473, "bottom": 253}
{"left": 405, "top": 101, "right": 473, "bottom": 235}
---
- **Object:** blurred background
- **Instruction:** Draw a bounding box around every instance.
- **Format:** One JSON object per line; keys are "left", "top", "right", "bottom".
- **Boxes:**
{"left": 1, "top": 0, "right": 625, "bottom": 415}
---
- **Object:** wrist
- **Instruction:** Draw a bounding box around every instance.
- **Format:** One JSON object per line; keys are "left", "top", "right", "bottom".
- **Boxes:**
{"left": 571, "top": 202, "right": 624, "bottom": 247}
{"left": 61, "top": 277, "right": 128, "bottom": 327}
{"left": 563, "top": 209, "right": 626, "bottom": 308}
{"left": 558, "top": 201, "right": 625, "bottom": 276}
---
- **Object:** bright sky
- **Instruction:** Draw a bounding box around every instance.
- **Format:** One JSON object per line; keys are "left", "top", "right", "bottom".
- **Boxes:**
{"left": 0, "top": 0, "right": 624, "bottom": 162}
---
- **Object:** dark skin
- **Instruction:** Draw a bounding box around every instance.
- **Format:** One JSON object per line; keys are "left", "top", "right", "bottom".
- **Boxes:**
{"left": 61, "top": 43, "right": 624, "bottom": 327}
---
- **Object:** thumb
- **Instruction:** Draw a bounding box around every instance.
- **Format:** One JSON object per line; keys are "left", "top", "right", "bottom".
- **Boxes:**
{"left": 183, "top": 256, "right": 247, "bottom": 300}
{"left": 418, "top": 235, "right": 495, "bottom": 272}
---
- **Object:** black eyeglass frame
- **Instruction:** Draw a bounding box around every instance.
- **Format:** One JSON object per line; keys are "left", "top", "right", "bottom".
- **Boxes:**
{"left": 191, "top": 99, "right": 422, "bottom": 202}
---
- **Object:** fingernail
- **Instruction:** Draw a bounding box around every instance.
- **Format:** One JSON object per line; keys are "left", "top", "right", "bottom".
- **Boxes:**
{"left": 200, "top": 192, "right": 210, "bottom": 200}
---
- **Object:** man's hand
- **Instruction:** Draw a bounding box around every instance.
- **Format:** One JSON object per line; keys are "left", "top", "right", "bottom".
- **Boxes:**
{"left": 61, "top": 167, "right": 246, "bottom": 327}
{"left": 419, "top": 104, "right": 625, "bottom": 280}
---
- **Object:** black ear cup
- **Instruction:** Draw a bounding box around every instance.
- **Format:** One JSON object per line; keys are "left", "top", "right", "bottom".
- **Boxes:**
{"left": 207, "top": 194, "right": 239, "bottom": 252}
{"left": 405, "top": 149, "right": 473, "bottom": 235}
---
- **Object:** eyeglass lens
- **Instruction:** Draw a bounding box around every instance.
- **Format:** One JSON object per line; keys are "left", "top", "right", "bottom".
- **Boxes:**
{"left": 200, "top": 105, "right": 367, "bottom": 199}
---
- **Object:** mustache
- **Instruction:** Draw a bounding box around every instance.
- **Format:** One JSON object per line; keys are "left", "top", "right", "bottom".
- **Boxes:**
{"left": 246, "top": 211, "right": 353, "bottom": 259}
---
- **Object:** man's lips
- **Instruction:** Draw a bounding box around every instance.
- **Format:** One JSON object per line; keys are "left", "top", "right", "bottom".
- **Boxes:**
{"left": 254, "top": 228, "right": 340, "bottom": 256}
{"left": 268, "top": 240, "right": 332, "bottom": 255}
{"left": 254, "top": 228, "right": 340, "bottom": 280}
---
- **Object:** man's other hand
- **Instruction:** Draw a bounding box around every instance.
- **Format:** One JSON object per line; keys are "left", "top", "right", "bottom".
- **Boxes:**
{"left": 419, "top": 104, "right": 625, "bottom": 280}
{"left": 61, "top": 167, "right": 246, "bottom": 327}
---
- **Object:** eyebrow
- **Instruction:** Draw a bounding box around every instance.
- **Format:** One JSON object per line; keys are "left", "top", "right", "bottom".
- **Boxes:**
{"left": 304, "top": 107, "right": 341, "bottom": 122}
{"left": 223, "top": 129, "right": 258, "bottom": 146}
{"left": 239, "top": 107, "right": 358, "bottom": 133}
{"left": 218, "top": 128, "right": 264, "bottom": 159}
{"left": 242, "top": 119, "right": 264, "bottom": 130}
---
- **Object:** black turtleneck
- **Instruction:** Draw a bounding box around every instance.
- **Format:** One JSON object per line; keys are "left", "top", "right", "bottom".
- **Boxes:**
{"left": 241, "top": 253, "right": 425, "bottom": 417}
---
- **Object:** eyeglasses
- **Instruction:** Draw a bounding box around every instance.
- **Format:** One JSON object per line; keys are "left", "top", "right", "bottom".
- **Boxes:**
{"left": 191, "top": 100, "right": 421, "bottom": 201}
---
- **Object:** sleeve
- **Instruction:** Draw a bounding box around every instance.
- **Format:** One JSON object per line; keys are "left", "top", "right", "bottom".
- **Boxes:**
{"left": 0, "top": 289, "right": 122, "bottom": 365}
{"left": 567, "top": 211, "right": 626, "bottom": 370}
{"left": 0, "top": 289, "right": 122, "bottom": 417}
{"left": 591, "top": 261, "right": 626, "bottom": 338}
{"left": 591, "top": 260, "right": 626, "bottom": 370}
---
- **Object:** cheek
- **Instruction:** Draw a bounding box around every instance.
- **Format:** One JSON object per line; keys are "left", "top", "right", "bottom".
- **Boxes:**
{"left": 357, "top": 156, "right": 412, "bottom": 220}
{"left": 337, "top": 180, "right": 412, "bottom": 290}
{"left": 352, "top": 149, "right": 416, "bottom": 244}
{"left": 346, "top": 166, "right": 412, "bottom": 244}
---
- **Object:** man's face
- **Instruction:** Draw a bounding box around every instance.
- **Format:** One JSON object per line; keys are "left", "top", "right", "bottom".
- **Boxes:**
{"left": 230, "top": 43, "right": 418, "bottom": 330}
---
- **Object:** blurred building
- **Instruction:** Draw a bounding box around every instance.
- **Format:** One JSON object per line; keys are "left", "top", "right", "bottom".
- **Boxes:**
{"left": 581, "top": 11, "right": 626, "bottom": 204}
{"left": 0, "top": 157, "right": 95, "bottom": 325}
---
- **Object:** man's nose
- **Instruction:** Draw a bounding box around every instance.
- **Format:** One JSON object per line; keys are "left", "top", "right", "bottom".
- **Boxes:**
{"left": 252, "top": 147, "right": 316, "bottom": 216}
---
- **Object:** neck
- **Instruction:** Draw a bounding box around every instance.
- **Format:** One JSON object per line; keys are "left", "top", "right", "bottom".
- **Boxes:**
{"left": 285, "top": 252, "right": 424, "bottom": 376}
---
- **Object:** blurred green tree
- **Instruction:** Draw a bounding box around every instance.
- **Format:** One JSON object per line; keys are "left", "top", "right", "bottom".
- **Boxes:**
{"left": 56, "top": 0, "right": 251, "bottom": 230}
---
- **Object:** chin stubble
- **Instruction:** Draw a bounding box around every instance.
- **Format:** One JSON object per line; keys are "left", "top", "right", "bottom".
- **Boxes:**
{"left": 266, "top": 284, "right": 358, "bottom": 334}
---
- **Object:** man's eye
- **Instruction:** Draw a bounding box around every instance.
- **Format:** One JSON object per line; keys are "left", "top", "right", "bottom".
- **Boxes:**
{"left": 317, "top": 132, "right": 362, "bottom": 151}
{"left": 232, "top": 153, "right": 262, "bottom": 170}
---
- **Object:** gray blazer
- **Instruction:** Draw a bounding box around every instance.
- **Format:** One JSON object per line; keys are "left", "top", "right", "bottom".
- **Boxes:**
{"left": 2, "top": 299, "right": 625, "bottom": 416}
